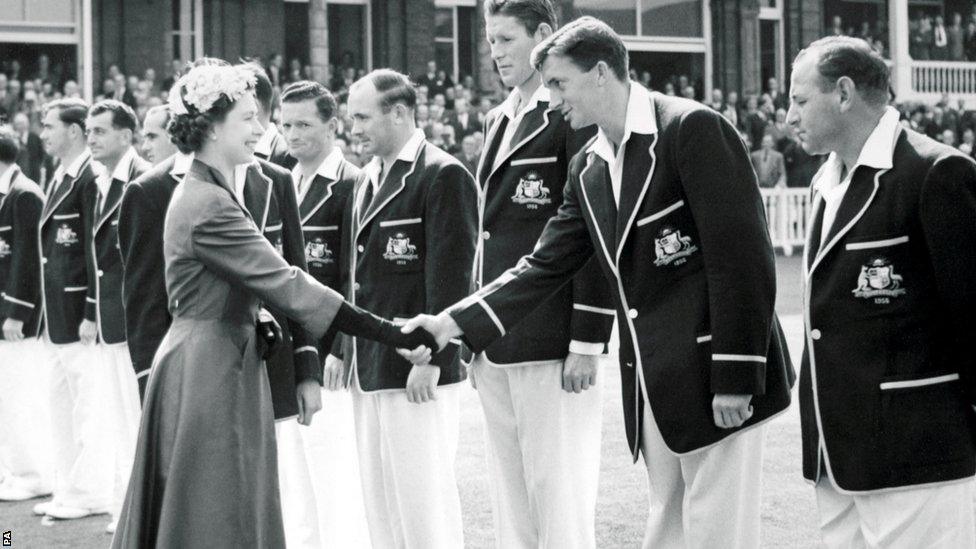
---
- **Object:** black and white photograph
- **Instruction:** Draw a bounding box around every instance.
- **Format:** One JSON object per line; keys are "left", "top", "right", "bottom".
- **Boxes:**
{"left": 0, "top": 0, "right": 974, "bottom": 547}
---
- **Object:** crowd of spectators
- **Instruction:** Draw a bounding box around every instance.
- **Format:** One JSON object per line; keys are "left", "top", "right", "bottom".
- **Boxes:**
{"left": 7, "top": 52, "right": 976, "bottom": 193}
{"left": 908, "top": 8, "right": 976, "bottom": 61}
{"left": 826, "top": 15, "right": 890, "bottom": 58}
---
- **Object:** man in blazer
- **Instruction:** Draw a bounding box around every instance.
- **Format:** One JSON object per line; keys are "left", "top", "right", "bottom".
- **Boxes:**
{"left": 0, "top": 128, "right": 53, "bottom": 503}
{"left": 750, "top": 134, "right": 787, "bottom": 188}
{"left": 471, "top": 2, "right": 612, "bottom": 547}
{"left": 343, "top": 69, "right": 478, "bottom": 548}
{"left": 245, "top": 64, "right": 297, "bottom": 170}
{"left": 402, "top": 18, "right": 793, "bottom": 548}
{"left": 35, "top": 98, "right": 114, "bottom": 520}
{"left": 82, "top": 99, "right": 151, "bottom": 533}
{"left": 118, "top": 105, "right": 184, "bottom": 399}
{"left": 787, "top": 36, "right": 976, "bottom": 547}
{"left": 272, "top": 80, "right": 367, "bottom": 549}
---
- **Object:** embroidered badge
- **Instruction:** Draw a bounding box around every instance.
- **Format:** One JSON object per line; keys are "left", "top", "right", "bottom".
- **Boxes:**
{"left": 383, "top": 232, "right": 419, "bottom": 264}
{"left": 0, "top": 237, "right": 9, "bottom": 258}
{"left": 511, "top": 171, "right": 552, "bottom": 209}
{"left": 55, "top": 223, "right": 78, "bottom": 247}
{"left": 653, "top": 226, "right": 698, "bottom": 266}
{"left": 853, "top": 257, "right": 906, "bottom": 304}
{"left": 305, "top": 238, "right": 335, "bottom": 265}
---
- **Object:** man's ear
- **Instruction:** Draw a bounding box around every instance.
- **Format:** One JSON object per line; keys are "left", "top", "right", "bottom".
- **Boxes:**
{"left": 836, "top": 76, "right": 856, "bottom": 111}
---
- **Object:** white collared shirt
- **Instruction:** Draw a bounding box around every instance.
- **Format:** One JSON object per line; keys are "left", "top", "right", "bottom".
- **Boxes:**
{"left": 813, "top": 107, "right": 900, "bottom": 244}
{"left": 291, "top": 146, "right": 343, "bottom": 201}
{"left": 95, "top": 147, "right": 138, "bottom": 201}
{"left": 233, "top": 163, "right": 252, "bottom": 208}
{"left": 363, "top": 128, "right": 426, "bottom": 195}
{"left": 587, "top": 82, "right": 658, "bottom": 206}
{"left": 492, "top": 85, "right": 550, "bottom": 172}
{"left": 51, "top": 148, "right": 92, "bottom": 189}
{"left": 0, "top": 164, "right": 18, "bottom": 195}
{"left": 255, "top": 124, "right": 279, "bottom": 158}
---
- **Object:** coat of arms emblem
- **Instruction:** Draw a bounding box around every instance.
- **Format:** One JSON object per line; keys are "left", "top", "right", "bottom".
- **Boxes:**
{"left": 0, "top": 237, "right": 10, "bottom": 258}
{"left": 305, "top": 237, "right": 334, "bottom": 265}
{"left": 853, "top": 257, "right": 906, "bottom": 303}
{"left": 653, "top": 226, "right": 698, "bottom": 266}
{"left": 511, "top": 171, "right": 551, "bottom": 208}
{"left": 383, "top": 232, "right": 419, "bottom": 264}
{"left": 55, "top": 223, "right": 78, "bottom": 246}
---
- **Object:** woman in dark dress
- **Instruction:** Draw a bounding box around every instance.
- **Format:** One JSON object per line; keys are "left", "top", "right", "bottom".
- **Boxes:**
{"left": 111, "top": 63, "right": 434, "bottom": 549}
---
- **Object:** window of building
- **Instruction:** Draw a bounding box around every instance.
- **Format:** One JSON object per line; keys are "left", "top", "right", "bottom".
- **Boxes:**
{"left": 823, "top": 0, "right": 889, "bottom": 58}
{"left": 170, "top": 0, "right": 202, "bottom": 65}
{"left": 328, "top": 0, "right": 371, "bottom": 72}
{"left": 434, "top": 0, "right": 476, "bottom": 83}
{"left": 569, "top": 0, "right": 703, "bottom": 38}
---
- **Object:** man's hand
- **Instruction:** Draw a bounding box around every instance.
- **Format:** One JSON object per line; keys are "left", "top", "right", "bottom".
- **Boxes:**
{"left": 400, "top": 312, "right": 461, "bottom": 352}
{"left": 562, "top": 352, "right": 599, "bottom": 393}
{"left": 712, "top": 393, "right": 754, "bottom": 429}
{"left": 2, "top": 318, "right": 24, "bottom": 341}
{"left": 296, "top": 379, "right": 323, "bottom": 426}
{"left": 323, "top": 354, "right": 348, "bottom": 391}
{"left": 78, "top": 319, "right": 98, "bottom": 345}
{"left": 406, "top": 364, "right": 440, "bottom": 404}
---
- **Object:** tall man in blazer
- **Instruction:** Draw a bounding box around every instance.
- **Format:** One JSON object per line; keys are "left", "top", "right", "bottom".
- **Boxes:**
{"left": 275, "top": 80, "right": 367, "bottom": 549}
{"left": 118, "top": 104, "right": 185, "bottom": 399}
{"left": 0, "top": 128, "right": 53, "bottom": 503}
{"left": 83, "top": 99, "right": 151, "bottom": 533}
{"left": 787, "top": 37, "right": 976, "bottom": 547}
{"left": 35, "top": 98, "right": 114, "bottom": 520}
{"left": 344, "top": 69, "right": 478, "bottom": 548}
{"left": 402, "top": 18, "right": 793, "bottom": 548}
{"left": 472, "top": 2, "right": 612, "bottom": 547}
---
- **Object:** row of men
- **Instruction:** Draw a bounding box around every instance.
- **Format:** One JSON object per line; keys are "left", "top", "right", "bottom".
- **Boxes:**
{"left": 3, "top": 2, "right": 976, "bottom": 548}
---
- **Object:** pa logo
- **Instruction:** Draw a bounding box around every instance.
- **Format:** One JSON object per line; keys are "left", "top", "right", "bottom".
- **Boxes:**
{"left": 3, "top": 530, "right": 11, "bottom": 547}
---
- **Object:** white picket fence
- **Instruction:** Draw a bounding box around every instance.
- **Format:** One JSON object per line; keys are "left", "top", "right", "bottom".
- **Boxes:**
{"left": 760, "top": 187, "right": 812, "bottom": 256}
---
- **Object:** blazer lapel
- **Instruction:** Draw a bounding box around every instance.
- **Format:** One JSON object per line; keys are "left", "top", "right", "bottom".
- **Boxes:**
{"left": 42, "top": 158, "right": 89, "bottom": 224}
{"left": 477, "top": 112, "right": 507, "bottom": 186}
{"left": 485, "top": 103, "right": 552, "bottom": 184}
{"left": 810, "top": 166, "right": 886, "bottom": 275}
{"left": 804, "top": 194, "right": 825, "bottom": 275}
{"left": 577, "top": 153, "right": 616, "bottom": 268}
{"left": 94, "top": 179, "right": 125, "bottom": 233}
{"left": 614, "top": 133, "right": 658, "bottom": 263}
{"left": 243, "top": 163, "right": 273, "bottom": 231}
{"left": 355, "top": 150, "right": 419, "bottom": 236}
{"left": 300, "top": 173, "right": 337, "bottom": 225}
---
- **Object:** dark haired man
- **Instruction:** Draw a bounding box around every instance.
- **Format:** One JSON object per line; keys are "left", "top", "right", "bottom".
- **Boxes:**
{"left": 469, "top": 1, "right": 612, "bottom": 547}
{"left": 83, "top": 99, "right": 151, "bottom": 533}
{"left": 345, "top": 69, "right": 478, "bottom": 548}
{"left": 244, "top": 63, "right": 296, "bottom": 170}
{"left": 35, "top": 98, "right": 115, "bottom": 521}
{"left": 788, "top": 36, "right": 976, "bottom": 547}
{"left": 275, "top": 80, "right": 367, "bottom": 548}
{"left": 0, "top": 127, "right": 53, "bottom": 503}
{"left": 402, "top": 16, "right": 793, "bottom": 548}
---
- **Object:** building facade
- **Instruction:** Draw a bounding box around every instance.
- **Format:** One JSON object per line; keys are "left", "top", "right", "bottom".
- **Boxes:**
{"left": 0, "top": 0, "right": 969, "bottom": 104}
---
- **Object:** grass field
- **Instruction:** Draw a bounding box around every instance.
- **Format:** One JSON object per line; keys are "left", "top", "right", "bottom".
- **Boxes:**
{"left": 0, "top": 257, "right": 821, "bottom": 548}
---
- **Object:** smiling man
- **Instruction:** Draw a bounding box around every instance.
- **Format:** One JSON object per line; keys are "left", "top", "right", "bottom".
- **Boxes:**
{"left": 788, "top": 37, "right": 976, "bottom": 548}
{"left": 401, "top": 16, "right": 794, "bottom": 548}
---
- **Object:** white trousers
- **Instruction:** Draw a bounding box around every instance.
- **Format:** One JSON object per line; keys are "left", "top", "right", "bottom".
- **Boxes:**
{"left": 45, "top": 338, "right": 113, "bottom": 509}
{"left": 0, "top": 339, "right": 53, "bottom": 494}
{"left": 640, "top": 403, "right": 764, "bottom": 549}
{"left": 816, "top": 475, "right": 976, "bottom": 548}
{"left": 101, "top": 343, "right": 141, "bottom": 520}
{"left": 471, "top": 356, "right": 603, "bottom": 549}
{"left": 276, "top": 388, "right": 370, "bottom": 549}
{"left": 351, "top": 373, "right": 463, "bottom": 549}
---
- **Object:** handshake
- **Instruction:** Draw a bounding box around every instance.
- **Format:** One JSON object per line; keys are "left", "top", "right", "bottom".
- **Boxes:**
{"left": 391, "top": 312, "right": 463, "bottom": 404}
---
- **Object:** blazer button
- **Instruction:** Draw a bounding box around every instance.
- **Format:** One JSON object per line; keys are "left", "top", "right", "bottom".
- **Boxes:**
{"left": 354, "top": 282, "right": 361, "bottom": 291}
{"left": 357, "top": 244, "right": 365, "bottom": 253}
{"left": 97, "top": 270, "right": 104, "bottom": 277}
{"left": 42, "top": 257, "right": 48, "bottom": 264}
{"left": 811, "top": 329, "right": 822, "bottom": 341}
{"left": 628, "top": 309, "right": 638, "bottom": 319}
{"left": 482, "top": 231, "right": 491, "bottom": 240}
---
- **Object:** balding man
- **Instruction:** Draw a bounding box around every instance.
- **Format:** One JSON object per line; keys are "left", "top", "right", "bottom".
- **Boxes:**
{"left": 788, "top": 36, "right": 976, "bottom": 547}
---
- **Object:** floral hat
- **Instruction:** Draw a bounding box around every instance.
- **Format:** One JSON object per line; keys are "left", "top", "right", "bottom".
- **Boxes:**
{"left": 168, "top": 64, "right": 256, "bottom": 116}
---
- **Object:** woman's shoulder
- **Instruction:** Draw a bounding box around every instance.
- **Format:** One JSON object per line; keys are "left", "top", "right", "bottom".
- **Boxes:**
{"left": 170, "top": 169, "right": 236, "bottom": 226}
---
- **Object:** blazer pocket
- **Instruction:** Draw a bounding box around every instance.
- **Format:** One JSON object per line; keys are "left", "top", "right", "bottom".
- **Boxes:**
{"left": 878, "top": 371, "right": 970, "bottom": 466}
{"left": 636, "top": 200, "right": 686, "bottom": 227}
{"left": 53, "top": 213, "right": 80, "bottom": 220}
{"left": 378, "top": 217, "right": 422, "bottom": 228}
{"left": 510, "top": 156, "right": 558, "bottom": 167}
{"left": 845, "top": 235, "right": 909, "bottom": 251}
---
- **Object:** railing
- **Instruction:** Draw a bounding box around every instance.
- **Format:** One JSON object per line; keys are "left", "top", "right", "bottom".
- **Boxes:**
{"left": 761, "top": 187, "right": 813, "bottom": 256}
{"left": 910, "top": 60, "right": 976, "bottom": 95}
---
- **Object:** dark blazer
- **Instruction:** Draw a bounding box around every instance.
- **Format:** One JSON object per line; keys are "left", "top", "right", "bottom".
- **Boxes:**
{"left": 341, "top": 134, "right": 478, "bottom": 391}
{"left": 244, "top": 158, "right": 319, "bottom": 420}
{"left": 83, "top": 153, "right": 152, "bottom": 345}
{"left": 39, "top": 153, "right": 96, "bottom": 343}
{"left": 256, "top": 128, "right": 297, "bottom": 171}
{"left": 475, "top": 96, "right": 612, "bottom": 364}
{"left": 0, "top": 166, "right": 44, "bottom": 339}
{"left": 295, "top": 155, "right": 360, "bottom": 324}
{"left": 799, "top": 127, "right": 976, "bottom": 492}
{"left": 15, "top": 132, "right": 46, "bottom": 183}
{"left": 118, "top": 155, "right": 182, "bottom": 395}
{"left": 450, "top": 91, "right": 793, "bottom": 460}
